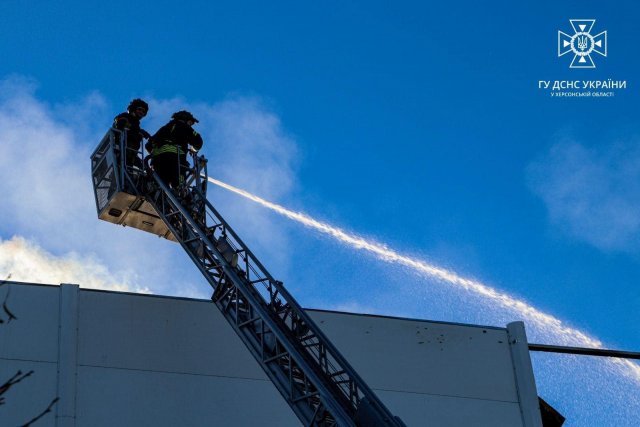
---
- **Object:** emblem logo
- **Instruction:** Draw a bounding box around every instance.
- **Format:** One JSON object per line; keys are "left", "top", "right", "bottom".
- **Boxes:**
{"left": 558, "top": 20, "right": 607, "bottom": 68}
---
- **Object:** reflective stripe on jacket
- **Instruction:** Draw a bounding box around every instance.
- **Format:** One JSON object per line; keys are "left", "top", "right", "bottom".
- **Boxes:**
{"left": 150, "top": 120, "right": 203, "bottom": 157}
{"left": 152, "top": 144, "right": 185, "bottom": 156}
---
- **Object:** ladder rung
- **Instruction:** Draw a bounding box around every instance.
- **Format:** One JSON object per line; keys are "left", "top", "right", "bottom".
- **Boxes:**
{"left": 238, "top": 316, "right": 261, "bottom": 328}
{"left": 264, "top": 351, "right": 290, "bottom": 364}
{"left": 329, "top": 370, "right": 347, "bottom": 378}
{"left": 299, "top": 333, "right": 318, "bottom": 343}
{"left": 292, "top": 391, "right": 319, "bottom": 403}
{"left": 302, "top": 341, "right": 320, "bottom": 349}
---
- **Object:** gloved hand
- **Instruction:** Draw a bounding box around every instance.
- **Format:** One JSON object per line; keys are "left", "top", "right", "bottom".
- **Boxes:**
{"left": 140, "top": 129, "right": 151, "bottom": 139}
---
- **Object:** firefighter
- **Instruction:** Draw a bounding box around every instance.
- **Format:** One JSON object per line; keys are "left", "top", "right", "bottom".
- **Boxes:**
{"left": 113, "top": 98, "right": 151, "bottom": 168}
{"left": 148, "top": 110, "right": 203, "bottom": 189}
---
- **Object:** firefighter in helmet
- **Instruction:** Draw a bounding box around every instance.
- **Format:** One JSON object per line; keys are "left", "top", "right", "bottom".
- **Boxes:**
{"left": 148, "top": 110, "right": 203, "bottom": 189}
{"left": 113, "top": 98, "right": 151, "bottom": 168}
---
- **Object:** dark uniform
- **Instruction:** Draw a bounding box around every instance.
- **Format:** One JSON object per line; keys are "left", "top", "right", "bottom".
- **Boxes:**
{"left": 113, "top": 99, "right": 150, "bottom": 168}
{"left": 149, "top": 111, "right": 203, "bottom": 188}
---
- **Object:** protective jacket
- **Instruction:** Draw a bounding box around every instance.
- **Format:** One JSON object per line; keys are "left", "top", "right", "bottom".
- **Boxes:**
{"left": 149, "top": 120, "right": 203, "bottom": 156}
{"left": 113, "top": 112, "right": 150, "bottom": 152}
{"left": 149, "top": 120, "right": 204, "bottom": 188}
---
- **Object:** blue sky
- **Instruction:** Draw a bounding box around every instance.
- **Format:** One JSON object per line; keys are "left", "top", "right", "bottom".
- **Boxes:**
{"left": 1, "top": 1, "right": 639, "bottom": 425}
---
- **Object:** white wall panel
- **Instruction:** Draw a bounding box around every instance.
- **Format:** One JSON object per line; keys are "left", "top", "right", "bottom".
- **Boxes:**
{"left": 0, "top": 359, "right": 58, "bottom": 427}
{"left": 308, "top": 311, "right": 518, "bottom": 402}
{"left": 0, "top": 283, "right": 59, "bottom": 361}
{"left": 77, "top": 291, "right": 267, "bottom": 380}
{"left": 377, "top": 389, "right": 523, "bottom": 427}
{"left": 0, "top": 283, "right": 540, "bottom": 427}
{"left": 75, "top": 365, "right": 298, "bottom": 427}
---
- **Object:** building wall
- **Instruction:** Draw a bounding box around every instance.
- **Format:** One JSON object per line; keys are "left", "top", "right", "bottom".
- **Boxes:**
{"left": 0, "top": 282, "right": 541, "bottom": 426}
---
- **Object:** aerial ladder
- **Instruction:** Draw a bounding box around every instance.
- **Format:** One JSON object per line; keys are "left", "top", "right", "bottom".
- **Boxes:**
{"left": 90, "top": 129, "right": 407, "bottom": 427}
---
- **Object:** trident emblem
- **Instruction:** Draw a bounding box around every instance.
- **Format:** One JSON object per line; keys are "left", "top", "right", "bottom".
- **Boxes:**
{"left": 577, "top": 35, "right": 589, "bottom": 51}
{"left": 558, "top": 20, "right": 607, "bottom": 68}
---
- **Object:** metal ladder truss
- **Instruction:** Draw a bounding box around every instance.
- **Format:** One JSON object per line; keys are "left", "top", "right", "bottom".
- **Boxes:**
{"left": 149, "top": 166, "right": 405, "bottom": 427}
{"left": 101, "top": 129, "right": 405, "bottom": 427}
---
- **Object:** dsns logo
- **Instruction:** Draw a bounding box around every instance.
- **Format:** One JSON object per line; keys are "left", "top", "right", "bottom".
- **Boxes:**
{"left": 558, "top": 20, "right": 607, "bottom": 68}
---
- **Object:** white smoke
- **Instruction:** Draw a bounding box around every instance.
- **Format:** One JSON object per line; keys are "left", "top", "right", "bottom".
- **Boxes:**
{"left": 0, "top": 77, "right": 299, "bottom": 297}
{"left": 528, "top": 138, "right": 640, "bottom": 254}
{"left": 0, "top": 236, "right": 149, "bottom": 293}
